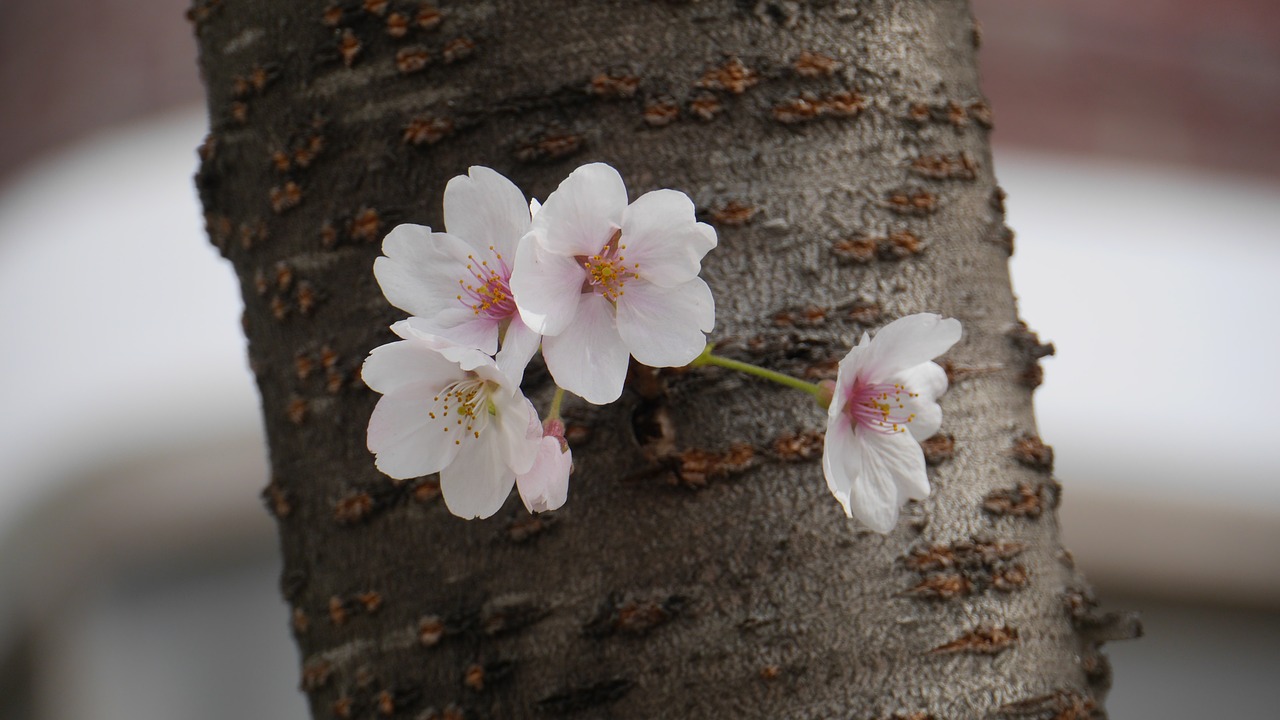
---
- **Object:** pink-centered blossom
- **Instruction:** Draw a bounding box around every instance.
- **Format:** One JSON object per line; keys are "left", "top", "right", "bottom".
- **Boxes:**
{"left": 509, "top": 163, "right": 717, "bottom": 404}
{"left": 374, "top": 166, "right": 541, "bottom": 383}
{"left": 363, "top": 322, "right": 542, "bottom": 519}
{"left": 822, "top": 313, "right": 962, "bottom": 533}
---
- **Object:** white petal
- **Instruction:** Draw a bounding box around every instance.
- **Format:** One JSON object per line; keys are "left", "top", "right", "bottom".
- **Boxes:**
{"left": 439, "top": 434, "right": 515, "bottom": 519}
{"left": 390, "top": 319, "right": 498, "bottom": 372}
{"left": 903, "top": 398, "right": 943, "bottom": 443}
{"left": 542, "top": 293, "right": 630, "bottom": 404}
{"left": 861, "top": 314, "right": 962, "bottom": 381}
{"left": 396, "top": 309, "right": 500, "bottom": 355}
{"left": 855, "top": 425, "right": 929, "bottom": 532}
{"left": 361, "top": 338, "right": 464, "bottom": 395}
{"left": 881, "top": 429, "right": 931, "bottom": 502}
{"left": 826, "top": 354, "right": 854, "bottom": 423}
{"left": 821, "top": 418, "right": 860, "bottom": 517}
{"left": 619, "top": 190, "right": 717, "bottom": 287}
{"left": 441, "top": 315, "right": 502, "bottom": 355}
{"left": 443, "top": 166, "right": 532, "bottom": 260}
{"left": 893, "top": 360, "right": 949, "bottom": 402}
{"left": 493, "top": 393, "right": 542, "bottom": 475}
{"left": 495, "top": 316, "right": 542, "bottom": 385}
{"left": 891, "top": 361, "right": 949, "bottom": 441}
{"left": 833, "top": 336, "right": 870, "bottom": 396}
{"left": 375, "top": 225, "right": 477, "bottom": 319}
{"left": 534, "top": 163, "right": 627, "bottom": 257}
{"left": 509, "top": 230, "right": 585, "bottom": 336}
{"left": 838, "top": 430, "right": 901, "bottom": 533}
{"left": 516, "top": 437, "right": 572, "bottom": 513}
{"left": 615, "top": 278, "right": 714, "bottom": 367}
{"left": 367, "top": 383, "right": 463, "bottom": 479}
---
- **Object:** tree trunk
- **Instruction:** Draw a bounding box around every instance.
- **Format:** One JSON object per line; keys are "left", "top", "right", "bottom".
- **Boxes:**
{"left": 192, "top": 1, "right": 1135, "bottom": 717}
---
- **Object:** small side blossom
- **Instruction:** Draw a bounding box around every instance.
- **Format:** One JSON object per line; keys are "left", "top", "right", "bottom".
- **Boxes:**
{"left": 515, "top": 418, "right": 572, "bottom": 513}
{"left": 374, "top": 166, "right": 542, "bottom": 383}
{"left": 822, "top": 313, "right": 962, "bottom": 533}
{"left": 363, "top": 322, "right": 542, "bottom": 519}
{"left": 509, "top": 162, "right": 717, "bottom": 405}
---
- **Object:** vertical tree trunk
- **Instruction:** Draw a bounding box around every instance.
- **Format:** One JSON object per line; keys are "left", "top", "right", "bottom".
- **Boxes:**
{"left": 192, "top": 1, "right": 1135, "bottom": 717}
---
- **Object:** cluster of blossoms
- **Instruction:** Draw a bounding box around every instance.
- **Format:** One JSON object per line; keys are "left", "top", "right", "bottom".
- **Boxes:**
{"left": 365, "top": 164, "right": 715, "bottom": 518}
{"left": 364, "top": 163, "right": 960, "bottom": 532}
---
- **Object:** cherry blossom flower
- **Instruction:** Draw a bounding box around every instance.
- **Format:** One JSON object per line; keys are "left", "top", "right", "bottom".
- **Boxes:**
{"left": 374, "top": 166, "right": 541, "bottom": 383}
{"left": 363, "top": 322, "right": 542, "bottom": 519}
{"left": 515, "top": 418, "right": 572, "bottom": 513}
{"left": 509, "top": 163, "right": 716, "bottom": 404}
{"left": 822, "top": 313, "right": 962, "bottom": 533}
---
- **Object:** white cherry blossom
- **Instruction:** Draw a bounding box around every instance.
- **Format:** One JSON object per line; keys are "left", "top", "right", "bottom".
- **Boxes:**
{"left": 515, "top": 418, "right": 572, "bottom": 513}
{"left": 822, "top": 313, "right": 962, "bottom": 533}
{"left": 509, "top": 163, "right": 716, "bottom": 404}
{"left": 363, "top": 322, "right": 542, "bottom": 519}
{"left": 374, "top": 166, "right": 542, "bottom": 383}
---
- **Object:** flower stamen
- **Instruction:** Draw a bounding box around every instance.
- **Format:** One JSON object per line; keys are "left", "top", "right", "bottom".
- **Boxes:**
{"left": 433, "top": 378, "right": 492, "bottom": 445}
{"left": 456, "top": 246, "right": 516, "bottom": 320}
{"left": 847, "top": 381, "right": 919, "bottom": 434}
{"left": 576, "top": 229, "right": 640, "bottom": 303}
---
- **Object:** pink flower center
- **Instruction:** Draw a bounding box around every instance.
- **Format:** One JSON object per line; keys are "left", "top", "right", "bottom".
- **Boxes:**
{"left": 846, "top": 380, "right": 918, "bottom": 434}
{"left": 577, "top": 229, "right": 640, "bottom": 303}
{"left": 456, "top": 246, "right": 516, "bottom": 320}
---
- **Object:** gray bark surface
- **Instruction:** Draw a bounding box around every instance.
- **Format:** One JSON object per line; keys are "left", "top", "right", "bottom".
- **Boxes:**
{"left": 192, "top": 1, "right": 1136, "bottom": 717}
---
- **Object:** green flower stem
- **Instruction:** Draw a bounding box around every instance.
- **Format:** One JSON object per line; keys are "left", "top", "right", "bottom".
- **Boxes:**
{"left": 548, "top": 386, "right": 566, "bottom": 420}
{"left": 691, "top": 344, "right": 832, "bottom": 406}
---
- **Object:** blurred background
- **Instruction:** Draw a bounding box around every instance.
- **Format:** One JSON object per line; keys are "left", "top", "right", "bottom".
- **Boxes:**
{"left": 1, "top": 0, "right": 1277, "bottom": 717}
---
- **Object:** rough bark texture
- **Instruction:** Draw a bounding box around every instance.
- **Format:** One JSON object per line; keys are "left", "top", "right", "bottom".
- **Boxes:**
{"left": 193, "top": 1, "right": 1135, "bottom": 718}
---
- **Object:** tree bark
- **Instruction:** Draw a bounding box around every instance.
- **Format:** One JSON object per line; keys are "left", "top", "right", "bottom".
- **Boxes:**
{"left": 192, "top": 1, "right": 1135, "bottom": 718}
